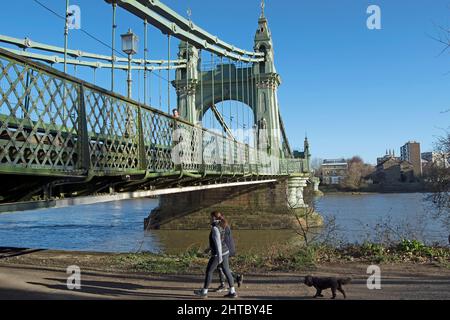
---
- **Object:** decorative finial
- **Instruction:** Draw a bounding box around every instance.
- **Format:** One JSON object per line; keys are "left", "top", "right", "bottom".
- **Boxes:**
{"left": 187, "top": 7, "right": 192, "bottom": 21}
{"left": 260, "top": 0, "right": 265, "bottom": 18}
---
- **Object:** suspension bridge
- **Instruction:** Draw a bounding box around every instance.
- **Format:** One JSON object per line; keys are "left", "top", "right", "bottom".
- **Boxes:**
{"left": 0, "top": 0, "right": 313, "bottom": 229}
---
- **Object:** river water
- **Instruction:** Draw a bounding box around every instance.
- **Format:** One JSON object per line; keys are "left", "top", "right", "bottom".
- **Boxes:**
{"left": 315, "top": 193, "right": 448, "bottom": 245}
{"left": 0, "top": 193, "right": 448, "bottom": 254}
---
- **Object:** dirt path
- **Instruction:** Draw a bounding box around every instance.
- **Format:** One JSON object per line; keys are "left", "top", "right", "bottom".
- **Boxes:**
{"left": 1, "top": 259, "right": 449, "bottom": 300}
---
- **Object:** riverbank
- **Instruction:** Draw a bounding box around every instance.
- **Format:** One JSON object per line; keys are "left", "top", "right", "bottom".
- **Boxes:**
{"left": 319, "top": 182, "right": 426, "bottom": 194}
{"left": 1, "top": 247, "right": 450, "bottom": 300}
{"left": 1, "top": 241, "right": 449, "bottom": 275}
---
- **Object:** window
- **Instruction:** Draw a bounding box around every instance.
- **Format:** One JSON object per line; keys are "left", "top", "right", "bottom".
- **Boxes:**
{"left": 259, "top": 45, "right": 267, "bottom": 74}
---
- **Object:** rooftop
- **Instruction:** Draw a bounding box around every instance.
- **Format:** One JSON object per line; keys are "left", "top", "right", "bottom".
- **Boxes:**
{"left": 322, "top": 159, "right": 348, "bottom": 166}
{"left": 323, "top": 159, "right": 346, "bottom": 164}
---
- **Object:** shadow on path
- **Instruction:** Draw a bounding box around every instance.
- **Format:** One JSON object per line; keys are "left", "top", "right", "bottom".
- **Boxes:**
{"left": 27, "top": 280, "right": 196, "bottom": 300}
{"left": 0, "top": 247, "right": 45, "bottom": 260}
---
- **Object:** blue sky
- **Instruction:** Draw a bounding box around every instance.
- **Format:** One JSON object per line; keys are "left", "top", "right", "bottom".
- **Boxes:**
{"left": 1, "top": 0, "right": 450, "bottom": 164}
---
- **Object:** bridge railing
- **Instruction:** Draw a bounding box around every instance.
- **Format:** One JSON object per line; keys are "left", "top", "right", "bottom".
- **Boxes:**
{"left": 0, "top": 48, "right": 306, "bottom": 178}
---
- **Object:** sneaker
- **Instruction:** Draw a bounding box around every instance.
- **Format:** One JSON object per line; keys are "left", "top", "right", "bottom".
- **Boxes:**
{"left": 224, "top": 292, "right": 238, "bottom": 299}
{"left": 213, "top": 284, "right": 226, "bottom": 293}
{"left": 236, "top": 274, "right": 244, "bottom": 288}
{"left": 194, "top": 289, "right": 208, "bottom": 298}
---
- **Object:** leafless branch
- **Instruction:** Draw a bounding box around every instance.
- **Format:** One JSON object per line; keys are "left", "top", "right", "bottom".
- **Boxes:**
{"left": 286, "top": 184, "right": 343, "bottom": 247}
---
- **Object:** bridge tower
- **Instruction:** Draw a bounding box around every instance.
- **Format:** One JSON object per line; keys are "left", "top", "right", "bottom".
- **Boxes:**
{"left": 173, "top": 42, "right": 200, "bottom": 123}
{"left": 174, "top": 6, "right": 283, "bottom": 157}
{"left": 253, "top": 7, "right": 282, "bottom": 157}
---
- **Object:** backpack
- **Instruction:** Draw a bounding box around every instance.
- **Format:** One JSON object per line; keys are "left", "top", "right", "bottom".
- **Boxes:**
{"left": 224, "top": 226, "right": 236, "bottom": 257}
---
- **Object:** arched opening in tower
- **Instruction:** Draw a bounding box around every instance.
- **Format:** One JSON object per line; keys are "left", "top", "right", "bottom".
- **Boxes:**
{"left": 202, "top": 100, "right": 255, "bottom": 147}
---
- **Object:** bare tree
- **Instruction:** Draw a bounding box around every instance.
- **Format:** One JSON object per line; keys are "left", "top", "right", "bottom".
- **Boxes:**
{"left": 430, "top": 21, "right": 450, "bottom": 58}
{"left": 310, "top": 158, "right": 323, "bottom": 177}
{"left": 341, "top": 156, "right": 375, "bottom": 190}
{"left": 427, "top": 25, "right": 450, "bottom": 230}
{"left": 287, "top": 184, "right": 342, "bottom": 247}
{"left": 426, "top": 131, "right": 450, "bottom": 224}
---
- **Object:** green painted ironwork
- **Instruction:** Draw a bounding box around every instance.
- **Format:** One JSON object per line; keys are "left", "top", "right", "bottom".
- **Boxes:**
{"left": 0, "top": 34, "right": 186, "bottom": 65}
{"left": 104, "top": 0, "right": 264, "bottom": 63}
{"left": 0, "top": 48, "right": 306, "bottom": 179}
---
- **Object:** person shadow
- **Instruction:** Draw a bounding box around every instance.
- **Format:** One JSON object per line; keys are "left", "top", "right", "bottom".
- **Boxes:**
{"left": 0, "top": 247, "right": 45, "bottom": 259}
{"left": 26, "top": 277, "right": 197, "bottom": 299}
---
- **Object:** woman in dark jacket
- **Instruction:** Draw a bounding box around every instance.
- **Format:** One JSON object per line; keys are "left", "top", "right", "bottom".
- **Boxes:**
{"left": 194, "top": 211, "right": 237, "bottom": 298}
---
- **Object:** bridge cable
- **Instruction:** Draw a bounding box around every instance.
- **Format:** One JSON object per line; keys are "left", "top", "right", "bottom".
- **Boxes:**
{"left": 186, "top": 41, "right": 189, "bottom": 119}
{"left": 144, "top": 19, "right": 148, "bottom": 106}
{"left": 242, "top": 61, "right": 245, "bottom": 158}
{"left": 241, "top": 62, "right": 245, "bottom": 132}
{"left": 221, "top": 55, "right": 225, "bottom": 161}
{"left": 247, "top": 63, "right": 251, "bottom": 155}
{"left": 111, "top": 2, "right": 117, "bottom": 92}
{"left": 255, "top": 63, "right": 259, "bottom": 150}
{"left": 138, "top": 68, "right": 141, "bottom": 103}
{"left": 32, "top": 0, "right": 126, "bottom": 59}
{"left": 64, "top": 0, "right": 69, "bottom": 73}
{"left": 250, "top": 61, "right": 255, "bottom": 147}
{"left": 249, "top": 63, "right": 252, "bottom": 135}
{"left": 250, "top": 63, "right": 252, "bottom": 140}
{"left": 246, "top": 62, "right": 250, "bottom": 142}
{"left": 167, "top": 34, "right": 171, "bottom": 114}
{"left": 158, "top": 64, "right": 162, "bottom": 110}
{"left": 228, "top": 60, "right": 232, "bottom": 134}
{"left": 221, "top": 56, "right": 225, "bottom": 134}
{"left": 149, "top": 69, "right": 152, "bottom": 106}
{"left": 257, "top": 63, "right": 260, "bottom": 122}
{"left": 235, "top": 60, "right": 239, "bottom": 133}
{"left": 200, "top": 49, "right": 204, "bottom": 124}
{"left": 241, "top": 61, "right": 245, "bottom": 131}
{"left": 211, "top": 52, "right": 215, "bottom": 131}
{"left": 209, "top": 54, "right": 214, "bottom": 129}
{"left": 239, "top": 61, "right": 242, "bottom": 132}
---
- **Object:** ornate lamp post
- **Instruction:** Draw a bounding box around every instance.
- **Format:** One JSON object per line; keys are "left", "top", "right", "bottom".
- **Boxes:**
{"left": 121, "top": 29, "right": 138, "bottom": 137}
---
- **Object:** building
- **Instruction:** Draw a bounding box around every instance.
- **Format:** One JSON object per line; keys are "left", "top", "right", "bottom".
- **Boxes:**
{"left": 293, "top": 137, "right": 311, "bottom": 172}
{"left": 375, "top": 157, "right": 415, "bottom": 184}
{"left": 400, "top": 141, "right": 422, "bottom": 177}
{"left": 377, "top": 149, "right": 400, "bottom": 165}
{"left": 421, "top": 152, "right": 449, "bottom": 169}
{"left": 320, "top": 159, "right": 348, "bottom": 185}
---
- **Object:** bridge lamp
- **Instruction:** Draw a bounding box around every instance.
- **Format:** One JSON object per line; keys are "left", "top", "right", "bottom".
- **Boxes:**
{"left": 121, "top": 28, "right": 138, "bottom": 98}
{"left": 121, "top": 29, "right": 138, "bottom": 138}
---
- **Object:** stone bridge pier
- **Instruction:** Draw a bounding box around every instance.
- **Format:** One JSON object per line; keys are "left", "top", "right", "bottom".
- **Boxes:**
{"left": 145, "top": 176, "right": 310, "bottom": 230}
{"left": 287, "top": 177, "right": 308, "bottom": 209}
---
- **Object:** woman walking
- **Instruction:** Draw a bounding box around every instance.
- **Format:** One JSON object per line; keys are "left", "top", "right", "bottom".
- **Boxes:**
{"left": 215, "top": 222, "right": 243, "bottom": 292}
{"left": 194, "top": 211, "right": 237, "bottom": 298}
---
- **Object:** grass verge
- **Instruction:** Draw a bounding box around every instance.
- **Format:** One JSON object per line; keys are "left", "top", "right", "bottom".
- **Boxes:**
{"left": 108, "top": 240, "right": 450, "bottom": 274}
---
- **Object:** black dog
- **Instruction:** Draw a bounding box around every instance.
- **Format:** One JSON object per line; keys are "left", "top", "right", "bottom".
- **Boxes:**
{"left": 304, "top": 275, "right": 352, "bottom": 299}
